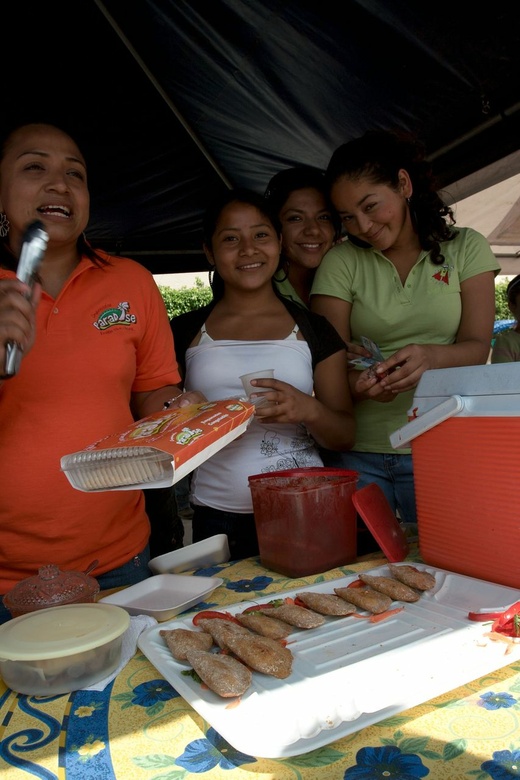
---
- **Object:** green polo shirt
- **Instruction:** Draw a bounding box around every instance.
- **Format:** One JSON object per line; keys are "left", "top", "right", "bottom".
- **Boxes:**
{"left": 311, "top": 227, "right": 500, "bottom": 453}
{"left": 273, "top": 274, "right": 307, "bottom": 308}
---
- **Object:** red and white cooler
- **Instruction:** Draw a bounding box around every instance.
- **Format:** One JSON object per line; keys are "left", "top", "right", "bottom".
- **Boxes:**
{"left": 390, "top": 362, "right": 520, "bottom": 588}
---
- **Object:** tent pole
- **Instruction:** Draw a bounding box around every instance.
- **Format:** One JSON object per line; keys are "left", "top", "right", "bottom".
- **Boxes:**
{"left": 93, "top": 0, "right": 233, "bottom": 189}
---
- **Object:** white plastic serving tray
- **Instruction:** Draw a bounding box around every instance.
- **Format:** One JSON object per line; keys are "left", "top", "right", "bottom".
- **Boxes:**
{"left": 148, "top": 534, "right": 230, "bottom": 574}
{"left": 138, "top": 563, "right": 520, "bottom": 758}
{"left": 99, "top": 574, "right": 223, "bottom": 621}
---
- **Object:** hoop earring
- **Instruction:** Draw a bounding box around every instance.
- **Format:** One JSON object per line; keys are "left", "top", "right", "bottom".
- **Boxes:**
{"left": 0, "top": 212, "right": 10, "bottom": 239}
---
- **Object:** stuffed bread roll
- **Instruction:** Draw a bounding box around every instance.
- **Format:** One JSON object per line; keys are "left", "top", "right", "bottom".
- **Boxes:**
{"left": 257, "top": 603, "right": 325, "bottom": 629}
{"left": 222, "top": 631, "right": 294, "bottom": 679}
{"left": 236, "top": 611, "right": 293, "bottom": 639}
{"left": 160, "top": 627, "right": 213, "bottom": 661}
{"left": 359, "top": 573, "right": 420, "bottom": 602}
{"left": 196, "top": 617, "right": 250, "bottom": 649}
{"left": 185, "top": 649, "right": 252, "bottom": 698}
{"left": 197, "top": 617, "right": 293, "bottom": 678}
{"left": 296, "top": 591, "right": 358, "bottom": 616}
{"left": 388, "top": 564, "right": 436, "bottom": 591}
{"left": 334, "top": 585, "right": 392, "bottom": 614}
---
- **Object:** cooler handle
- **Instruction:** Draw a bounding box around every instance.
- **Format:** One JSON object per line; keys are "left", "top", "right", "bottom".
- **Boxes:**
{"left": 390, "top": 394, "right": 464, "bottom": 449}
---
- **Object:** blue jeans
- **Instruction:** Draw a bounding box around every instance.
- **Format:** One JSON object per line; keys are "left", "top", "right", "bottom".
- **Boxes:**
{"left": 0, "top": 546, "right": 152, "bottom": 626}
{"left": 192, "top": 505, "right": 259, "bottom": 560}
{"left": 96, "top": 545, "right": 152, "bottom": 591}
{"left": 323, "top": 450, "right": 417, "bottom": 525}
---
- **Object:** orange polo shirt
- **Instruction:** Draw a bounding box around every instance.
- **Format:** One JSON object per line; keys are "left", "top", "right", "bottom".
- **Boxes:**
{"left": 0, "top": 253, "right": 180, "bottom": 593}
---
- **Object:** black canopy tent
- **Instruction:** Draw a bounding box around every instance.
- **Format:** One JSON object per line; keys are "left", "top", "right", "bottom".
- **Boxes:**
{"left": 3, "top": 0, "right": 520, "bottom": 274}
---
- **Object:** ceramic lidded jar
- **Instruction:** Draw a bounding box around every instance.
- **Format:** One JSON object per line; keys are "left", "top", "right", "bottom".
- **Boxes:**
{"left": 3, "top": 564, "right": 100, "bottom": 618}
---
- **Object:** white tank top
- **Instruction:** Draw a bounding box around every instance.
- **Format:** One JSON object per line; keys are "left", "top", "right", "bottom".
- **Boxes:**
{"left": 184, "top": 324, "right": 323, "bottom": 512}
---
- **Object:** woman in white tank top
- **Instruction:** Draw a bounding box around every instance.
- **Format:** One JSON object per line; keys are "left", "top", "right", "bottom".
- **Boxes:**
{"left": 170, "top": 189, "right": 355, "bottom": 559}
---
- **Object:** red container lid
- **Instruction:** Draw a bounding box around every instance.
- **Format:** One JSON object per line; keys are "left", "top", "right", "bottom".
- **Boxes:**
{"left": 352, "top": 483, "right": 409, "bottom": 562}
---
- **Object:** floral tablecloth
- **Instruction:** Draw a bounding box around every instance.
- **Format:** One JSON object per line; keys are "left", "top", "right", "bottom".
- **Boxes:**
{"left": 1, "top": 548, "right": 520, "bottom": 780}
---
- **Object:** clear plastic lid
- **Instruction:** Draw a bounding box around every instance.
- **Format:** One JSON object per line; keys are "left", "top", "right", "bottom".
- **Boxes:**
{"left": 3, "top": 563, "right": 100, "bottom": 615}
{"left": 61, "top": 446, "right": 173, "bottom": 490}
{"left": 0, "top": 603, "right": 129, "bottom": 660}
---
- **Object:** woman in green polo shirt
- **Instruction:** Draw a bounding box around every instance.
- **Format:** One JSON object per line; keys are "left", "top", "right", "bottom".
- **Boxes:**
{"left": 311, "top": 129, "right": 500, "bottom": 529}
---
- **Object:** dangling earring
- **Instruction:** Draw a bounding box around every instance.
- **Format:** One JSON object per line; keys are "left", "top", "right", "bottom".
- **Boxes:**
{"left": 406, "top": 196, "right": 418, "bottom": 231}
{"left": 0, "top": 212, "right": 10, "bottom": 239}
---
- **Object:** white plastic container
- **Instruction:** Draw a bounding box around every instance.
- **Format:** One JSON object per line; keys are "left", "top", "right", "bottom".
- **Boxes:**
{"left": 99, "top": 573, "right": 224, "bottom": 621}
{"left": 0, "top": 603, "right": 129, "bottom": 695}
{"left": 148, "top": 534, "right": 230, "bottom": 574}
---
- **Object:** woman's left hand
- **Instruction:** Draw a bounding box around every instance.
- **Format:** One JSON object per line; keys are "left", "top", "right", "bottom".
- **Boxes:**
{"left": 249, "top": 378, "right": 314, "bottom": 424}
{"left": 374, "top": 344, "right": 437, "bottom": 393}
{"left": 354, "top": 368, "right": 398, "bottom": 402}
{"left": 345, "top": 341, "right": 372, "bottom": 365}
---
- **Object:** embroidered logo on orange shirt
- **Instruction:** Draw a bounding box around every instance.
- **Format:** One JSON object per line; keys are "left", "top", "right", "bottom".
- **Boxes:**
{"left": 93, "top": 302, "right": 137, "bottom": 330}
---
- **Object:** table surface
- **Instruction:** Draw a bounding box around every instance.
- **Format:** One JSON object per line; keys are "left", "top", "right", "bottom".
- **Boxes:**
{"left": 2, "top": 547, "right": 520, "bottom": 780}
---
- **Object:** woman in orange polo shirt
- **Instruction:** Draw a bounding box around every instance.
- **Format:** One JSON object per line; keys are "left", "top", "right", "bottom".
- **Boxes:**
{"left": 0, "top": 122, "right": 201, "bottom": 622}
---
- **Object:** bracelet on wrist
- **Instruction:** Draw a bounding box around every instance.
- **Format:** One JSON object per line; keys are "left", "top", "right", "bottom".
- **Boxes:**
{"left": 163, "top": 393, "right": 184, "bottom": 410}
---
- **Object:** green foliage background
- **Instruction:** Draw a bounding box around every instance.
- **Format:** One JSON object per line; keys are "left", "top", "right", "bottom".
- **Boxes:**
{"left": 494, "top": 279, "right": 512, "bottom": 320}
{"left": 159, "top": 276, "right": 514, "bottom": 321}
{"left": 158, "top": 277, "right": 212, "bottom": 318}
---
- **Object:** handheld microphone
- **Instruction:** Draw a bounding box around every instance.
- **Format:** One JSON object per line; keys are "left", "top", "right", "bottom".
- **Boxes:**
{"left": 3, "top": 220, "right": 49, "bottom": 378}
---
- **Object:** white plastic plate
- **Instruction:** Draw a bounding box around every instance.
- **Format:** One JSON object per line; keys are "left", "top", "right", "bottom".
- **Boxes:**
{"left": 148, "top": 534, "right": 230, "bottom": 574}
{"left": 138, "top": 564, "right": 520, "bottom": 758}
{"left": 99, "top": 573, "right": 223, "bottom": 621}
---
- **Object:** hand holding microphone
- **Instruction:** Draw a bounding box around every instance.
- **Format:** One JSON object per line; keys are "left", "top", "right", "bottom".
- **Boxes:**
{"left": 3, "top": 221, "right": 49, "bottom": 378}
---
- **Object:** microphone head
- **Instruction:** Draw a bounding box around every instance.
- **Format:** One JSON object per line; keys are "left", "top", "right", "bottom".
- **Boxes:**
{"left": 22, "top": 220, "right": 47, "bottom": 244}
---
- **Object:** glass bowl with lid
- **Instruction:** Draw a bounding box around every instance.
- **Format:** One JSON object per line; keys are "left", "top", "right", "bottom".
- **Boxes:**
{"left": 3, "top": 563, "right": 100, "bottom": 618}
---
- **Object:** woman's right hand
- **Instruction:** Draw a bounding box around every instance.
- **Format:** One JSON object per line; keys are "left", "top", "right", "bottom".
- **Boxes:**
{"left": 0, "top": 279, "right": 39, "bottom": 373}
{"left": 352, "top": 367, "right": 398, "bottom": 403}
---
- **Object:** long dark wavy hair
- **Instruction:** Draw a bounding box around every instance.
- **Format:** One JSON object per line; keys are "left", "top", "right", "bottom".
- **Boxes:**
{"left": 0, "top": 121, "right": 109, "bottom": 272}
{"left": 325, "top": 129, "right": 456, "bottom": 266}
{"left": 202, "top": 187, "right": 283, "bottom": 301}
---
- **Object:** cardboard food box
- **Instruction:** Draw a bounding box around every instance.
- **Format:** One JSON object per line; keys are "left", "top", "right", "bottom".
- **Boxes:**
{"left": 390, "top": 363, "right": 520, "bottom": 589}
{"left": 61, "top": 399, "right": 254, "bottom": 491}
